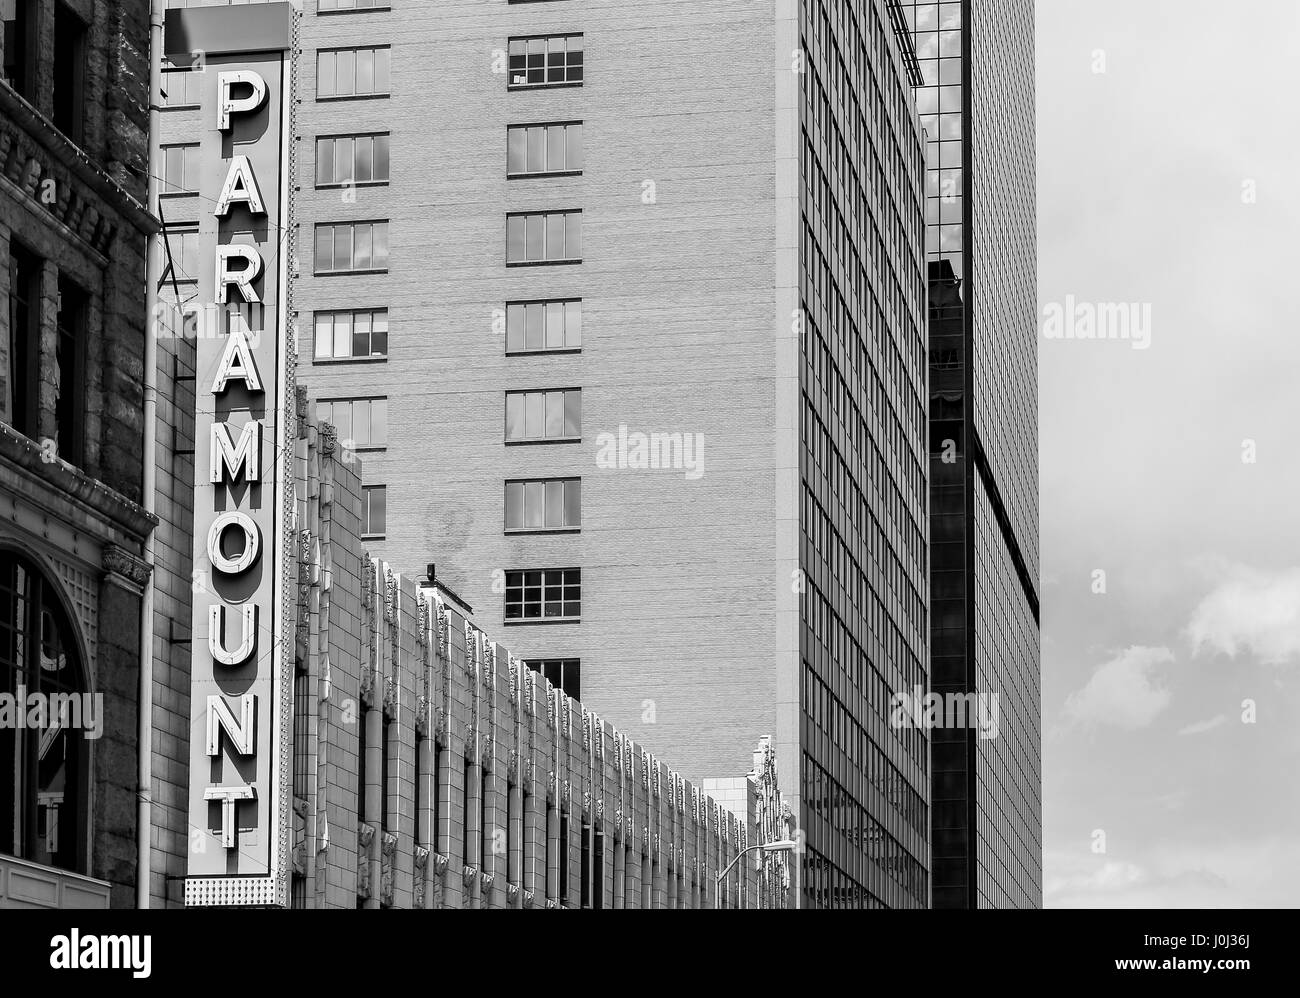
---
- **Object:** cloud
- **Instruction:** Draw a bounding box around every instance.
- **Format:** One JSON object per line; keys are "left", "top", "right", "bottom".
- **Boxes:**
{"left": 1064, "top": 645, "right": 1174, "bottom": 729}
{"left": 1045, "top": 838, "right": 1300, "bottom": 908}
{"left": 1044, "top": 850, "right": 1229, "bottom": 908}
{"left": 1187, "top": 566, "right": 1300, "bottom": 665}
{"left": 1177, "top": 714, "right": 1226, "bottom": 736}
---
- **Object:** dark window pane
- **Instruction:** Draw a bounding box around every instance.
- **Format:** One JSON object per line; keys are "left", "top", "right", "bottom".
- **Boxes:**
{"left": 316, "top": 138, "right": 334, "bottom": 185}
{"left": 563, "top": 391, "right": 581, "bottom": 437}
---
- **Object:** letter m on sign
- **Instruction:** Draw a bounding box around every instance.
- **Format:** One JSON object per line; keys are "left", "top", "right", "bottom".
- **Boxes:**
{"left": 211, "top": 420, "right": 262, "bottom": 484}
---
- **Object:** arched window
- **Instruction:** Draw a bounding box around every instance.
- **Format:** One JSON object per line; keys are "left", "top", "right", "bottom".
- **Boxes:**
{"left": 0, "top": 549, "right": 88, "bottom": 873}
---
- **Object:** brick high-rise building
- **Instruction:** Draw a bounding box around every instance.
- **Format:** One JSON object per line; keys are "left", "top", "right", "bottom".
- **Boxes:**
{"left": 0, "top": 0, "right": 156, "bottom": 908}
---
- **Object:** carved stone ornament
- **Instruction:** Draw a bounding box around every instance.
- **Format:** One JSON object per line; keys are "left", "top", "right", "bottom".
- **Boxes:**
{"left": 102, "top": 544, "right": 152, "bottom": 590}
{"left": 380, "top": 831, "right": 398, "bottom": 906}
{"left": 413, "top": 846, "right": 430, "bottom": 908}
{"left": 384, "top": 673, "right": 398, "bottom": 718}
{"left": 357, "top": 822, "right": 375, "bottom": 899}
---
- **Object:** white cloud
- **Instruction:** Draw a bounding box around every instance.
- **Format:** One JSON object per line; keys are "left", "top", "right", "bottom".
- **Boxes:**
{"left": 1064, "top": 645, "right": 1174, "bottom": 729}
{"left": 1188, "top": 566, "right": 1300, "bottom": 665}
{"left": 1177, "top": 714, "right": 1226, "bottom": 736}
{"left": 1045, "top": 839, "right": 1300, "bottom": 908}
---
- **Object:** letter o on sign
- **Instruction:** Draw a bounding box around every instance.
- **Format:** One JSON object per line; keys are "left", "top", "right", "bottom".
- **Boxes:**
{"left": 207, "top": 511, "right": 261, "bottom": 574}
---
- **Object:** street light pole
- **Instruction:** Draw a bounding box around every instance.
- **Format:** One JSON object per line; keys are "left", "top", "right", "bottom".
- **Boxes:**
{"left": 715, "top": 839, "right": 797, "bottom": 909}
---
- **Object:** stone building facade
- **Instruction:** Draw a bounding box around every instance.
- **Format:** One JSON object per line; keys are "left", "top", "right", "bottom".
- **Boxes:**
{"left": 0, "top": 0, "right": 155, "bottom": 908}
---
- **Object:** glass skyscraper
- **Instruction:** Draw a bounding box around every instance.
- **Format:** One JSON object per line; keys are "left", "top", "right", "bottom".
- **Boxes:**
{"left": 906, "top": 0, "right": 1042, "bottom": 908}
{"left": 796, "top": 0, "right": 931, "bottom": 908}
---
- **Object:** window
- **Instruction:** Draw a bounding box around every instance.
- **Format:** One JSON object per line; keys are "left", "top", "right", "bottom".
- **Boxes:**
{"left": 431, "top": 740, "right": 443, "bottom": 854}
{"left": 508, "top": 122, "right": 583, "bottom": 177}
{"left": 505, "top": 568, "right": 581, "bottom": 622}
{"left": 380, "top": 713, "right": 392, "bottom": 830}
{"left": 319, "top": 0, "right": 388, "bottom": 10}
{"left": 316, "top": 134, "right": 390, "bottom": 187}
{"left": 506, "top": 299, "right": 581, "bottom": 354}
{"left": 508, "top": 35, "right": 583, "bottom": 89}
{"left": 592, "top": 829, "right": 604, "bottom": 910}
{"left": 506, "top": 211, "right": 581, "bottom": 265}
{"left": 0, "top": 550, "right": 88, "bottom": 874}
{"left": 362, "top": 485, "right": 387, "bottom": 538}
{"left": 52, "top": 2, "right": 86, "bottom": 142}
{"left": 161, "top": 144, "right": 199, "bottom": 195}
{"left": 6, "top": 243, "right": 40, "bottom": 441}
{"left": 54, "top": 276, "right": 86, "bottom": 467}
{"left": 317, "top": 46, "right": 390, "bottom": 99}
{"left": 525, "top": 659, "right": 580, "bottom": 700}
{"left": 316, "top": 397, "right": 388, "bottom": 449}
{"left": 315, "top": 221, "right": 389, "bottom": 274}
{"left": 2, "top": 0, "right": 34, "bottom": 98}
{"left": 313, "top": 309, "right": 388, "bottom": 361}
{"left": 162, "top": 227, "right": 201, "bottom": 284}
{"left": 580, "top": 823, "right": 591, "bottom": 908}
{"left": 505, "top": 479, "right": 580, "bottom": 532}
{"left": 559, "top": 813, "right": 570, "bottom": 903}
{"left": 505, "top": 389, "right": 580, "bottom": 442}
{"left": 357, "top": 708, "right": 368, "bottom": 822}
{"left": 160, "top": 67, "right": 201, "bottom": 108}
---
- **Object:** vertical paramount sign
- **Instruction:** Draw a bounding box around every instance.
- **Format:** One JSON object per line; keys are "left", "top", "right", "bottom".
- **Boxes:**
{"left": 168, "top": 4, "right": 295, "bottom": 908}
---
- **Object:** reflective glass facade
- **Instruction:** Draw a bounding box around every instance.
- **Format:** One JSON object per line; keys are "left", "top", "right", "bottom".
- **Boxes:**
{"left": 798, "top": 0, "right": 930, "bottom": 908}
{"left": 906, "top": 0, "right": 1042, "bottom": 908}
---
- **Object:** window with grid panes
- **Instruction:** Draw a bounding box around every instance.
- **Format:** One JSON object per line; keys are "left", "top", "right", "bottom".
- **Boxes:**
{"left": 504, "top": 568, "right": 580, "bottom": 621}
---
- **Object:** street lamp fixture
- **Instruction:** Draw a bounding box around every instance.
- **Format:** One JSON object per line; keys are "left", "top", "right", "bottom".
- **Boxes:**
{"left": 715, "top": 839, "right": 797, "bottom": 909}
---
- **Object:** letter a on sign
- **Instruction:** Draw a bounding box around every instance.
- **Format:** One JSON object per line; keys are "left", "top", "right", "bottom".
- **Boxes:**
{"left": 214, "top": 156, "right": 267, "bottom": 216}
{"left": 211, "top": 328, "right": 264, "bottom": 394}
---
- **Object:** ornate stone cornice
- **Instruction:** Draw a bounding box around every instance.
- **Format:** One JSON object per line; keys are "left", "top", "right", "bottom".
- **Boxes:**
{"left": 0, "top": 79, "right": 156, "bottom": 240}
{"left": 0, "top": 426, "right": 157, "bottom": 543}
{"left": 102, "top": 543, "right": 152, "bottom": 592}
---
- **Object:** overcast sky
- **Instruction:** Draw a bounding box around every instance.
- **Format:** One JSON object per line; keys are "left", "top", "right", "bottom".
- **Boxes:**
{"left": 1037, "top": 0, "right": 1300, "bottom": 906}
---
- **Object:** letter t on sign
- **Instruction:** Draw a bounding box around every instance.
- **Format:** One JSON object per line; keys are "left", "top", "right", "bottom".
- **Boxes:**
{"left": 204, "top": 785, "right": 256, "bottom": 850}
